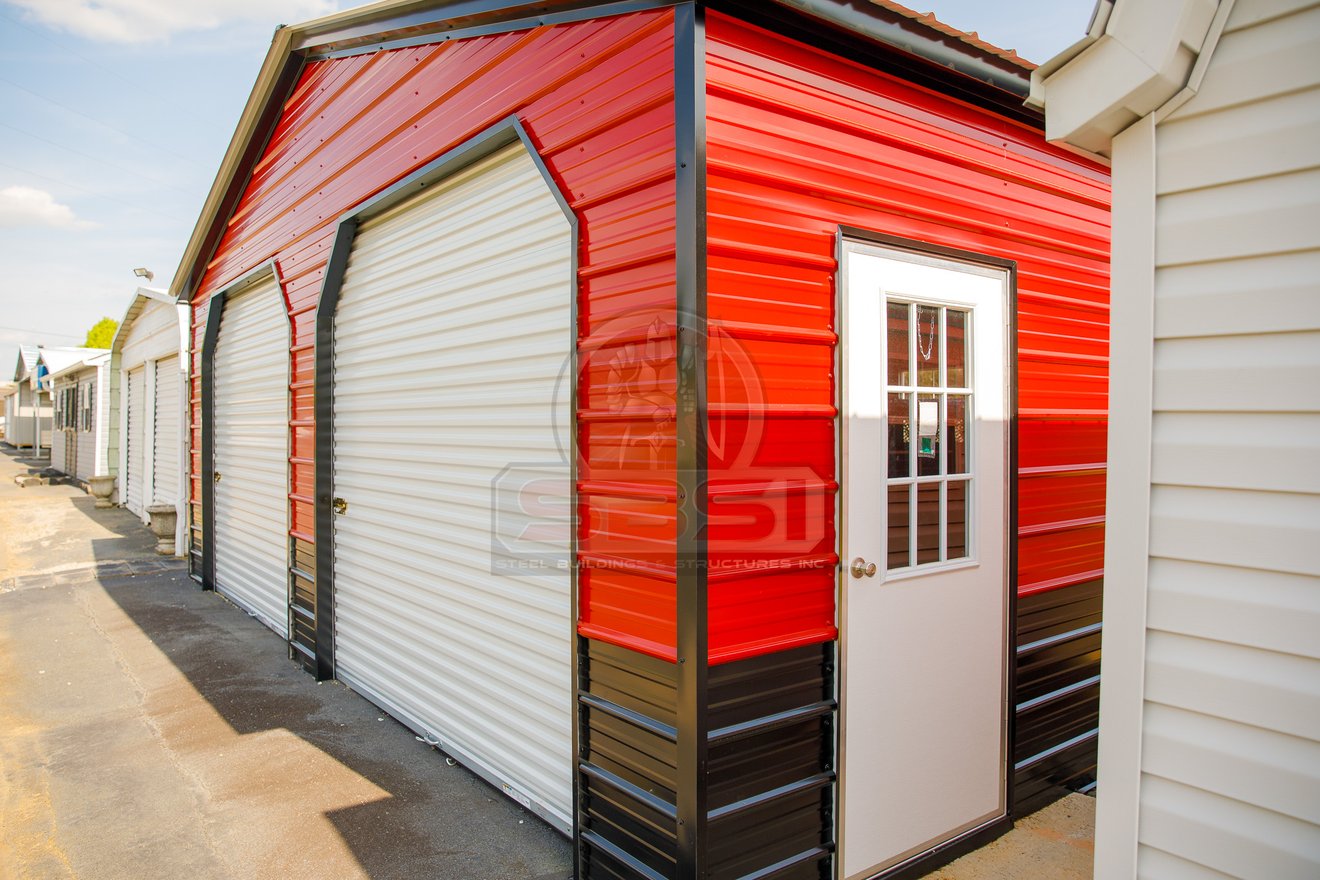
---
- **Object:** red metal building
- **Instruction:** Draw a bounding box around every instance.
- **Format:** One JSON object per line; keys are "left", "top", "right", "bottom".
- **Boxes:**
{"left": 173, "top": 2, "right": 1109, "bottom": 878}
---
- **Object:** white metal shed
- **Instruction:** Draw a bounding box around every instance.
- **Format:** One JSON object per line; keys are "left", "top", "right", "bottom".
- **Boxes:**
{"left": 110, "top": 286, "right": 191, "bottom": 554}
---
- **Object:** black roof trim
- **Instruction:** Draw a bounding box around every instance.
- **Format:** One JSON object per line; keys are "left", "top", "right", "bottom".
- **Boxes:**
{"left": 293, "top": 0, "right": 1033, "bottom": 113}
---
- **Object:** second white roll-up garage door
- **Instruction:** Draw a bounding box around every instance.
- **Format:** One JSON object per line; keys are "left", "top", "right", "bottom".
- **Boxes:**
{"left": 124, "top": 367, "right": 146, "bottom": 516}
{"left": 213, "top": 278, "right": 289, "bottom": 637}
{"left": 332, "top": 143, "right": 574, "bottom": 831}
{"left": 152, "top": 355, "right": 180, "bottom": 507}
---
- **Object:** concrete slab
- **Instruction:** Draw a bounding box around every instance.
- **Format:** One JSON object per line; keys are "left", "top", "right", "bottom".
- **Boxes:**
{"left": 929, "top": 796, "right": 1095, "bottom": 879}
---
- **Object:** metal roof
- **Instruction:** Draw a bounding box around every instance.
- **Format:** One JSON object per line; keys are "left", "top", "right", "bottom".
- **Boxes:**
{"left": 12, "top": 344, "right": 39, "bottom": 382}
{"left": 866, "top": 0, "right": 1037, "bottom": 69}
{"left": 47, "top": 351, "right": 111, "bottom": 382}
{"left": 34, "top": 347, "right": 110, "bottom": 381}
{"left": 169, "top": 0, "right": 1038, "bottom": 303}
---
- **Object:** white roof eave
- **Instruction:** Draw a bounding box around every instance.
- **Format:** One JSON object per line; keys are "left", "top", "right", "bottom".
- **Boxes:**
{"left": 1031, "top": 0, "right": 1223, "bottom": 156}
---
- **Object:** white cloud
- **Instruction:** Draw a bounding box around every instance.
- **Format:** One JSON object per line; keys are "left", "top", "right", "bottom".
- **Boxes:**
{"left": 0, "top": 186, "right": 97, "bottom": 230}
{"left": 7, "top": 0, "right": 340, "bottom": 44}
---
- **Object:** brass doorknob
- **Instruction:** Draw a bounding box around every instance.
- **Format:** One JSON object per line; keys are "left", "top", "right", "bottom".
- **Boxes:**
{"left": 850, "top": 557, "right": 877, "bottom": 579}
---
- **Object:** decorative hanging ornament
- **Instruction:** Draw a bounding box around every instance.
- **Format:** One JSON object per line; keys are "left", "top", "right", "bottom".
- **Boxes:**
{"left": 917, "top": 304, "right": 936, "bottom": 363}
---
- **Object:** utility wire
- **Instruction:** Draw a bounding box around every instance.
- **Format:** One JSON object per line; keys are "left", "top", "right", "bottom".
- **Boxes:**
{"left": 0, "top": 11, "right": 196, "bottom": 120}
{"left": 0, "top": 74, "right": 196, "bottom": 165}
{"left": 0, "top": 121, "right": 191, "bottom": 195}
{"left": 0, "top": 159, "right": 189, "bottom": 223}
{"left": 0, "top": 323, "right": 84, "bottom": 339}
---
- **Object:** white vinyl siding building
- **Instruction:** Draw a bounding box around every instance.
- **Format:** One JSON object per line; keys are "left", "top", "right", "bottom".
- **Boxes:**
{"left": 6, "top": 345, "right": 50, "bottom": 450}
{"left": 48, "top": 354, "right": 111, "bottom": 483}
{"left": 1035, "top": 1, "right": 1320, "bottom": 877}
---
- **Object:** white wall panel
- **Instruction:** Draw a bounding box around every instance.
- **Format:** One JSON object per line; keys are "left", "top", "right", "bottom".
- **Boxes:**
{"left": 1155, "top": 251, "right": 1320, "bottom": 339}
{"left": 1144, "top": 630, "right": 1319, "bottom": 748}
{"left": 50, "top": 383, "right": 69, "bottom": 474}
{"left": 1142, "top": 703, "right": 1320, "bottom": 823}
{"left": 74, "top": 371, "right": 98, "bottom": 482}
{"left": 1146, "top": 559, "right": 1320, "bottom": 657}
{"left": 125, "top": 367, "right": 146, "bottom": 516}
{"left": 1155, "top": 168, "right": 1320, "bottom": 267}
{"left": 152, "top": 355, "right": 180, "bottom": 506}
{"left": 1152, "top": 412, "right": 1320, "bottom": 494}
{"left": 1137, "top": 844, "right": 1237, "bottom": 880}
{"left": 213, "top": 277, "right": 289, "bottom": 636}
{"left": 332, "top": 143, "right": 573, "bottom": 832}
{"left": 1153, "top": 330, "right": 1320, "bottom": 413}
{"left": 1138, "top": 775, "right": 1320, "bottom": 879}
{"left": 121, "top": 299, "right": 181, "bottom": 370}
{"left": 1150, "top": 485, "right": 1320, "bottom": 576}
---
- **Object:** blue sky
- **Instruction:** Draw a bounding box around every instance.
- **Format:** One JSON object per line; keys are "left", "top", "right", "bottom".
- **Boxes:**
{"left": 0, "top": 0, "right": 1097, "bottom": 375}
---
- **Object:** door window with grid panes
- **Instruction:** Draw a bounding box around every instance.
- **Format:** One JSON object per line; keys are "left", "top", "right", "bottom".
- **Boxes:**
{"left": 885, "top": 300, "right": 972, "bottom": 571}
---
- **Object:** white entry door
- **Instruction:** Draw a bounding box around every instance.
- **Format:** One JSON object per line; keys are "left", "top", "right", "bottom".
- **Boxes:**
{"left": 840, "top": 241, "right": 1010, "bottom": 879}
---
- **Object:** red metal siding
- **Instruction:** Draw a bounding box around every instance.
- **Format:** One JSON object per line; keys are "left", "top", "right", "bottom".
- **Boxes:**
{"left": 188, "top": 10, "right": 680, "bottom": 657}
{"left": 704, "top": 12, "right": 1111, "bottom": 663}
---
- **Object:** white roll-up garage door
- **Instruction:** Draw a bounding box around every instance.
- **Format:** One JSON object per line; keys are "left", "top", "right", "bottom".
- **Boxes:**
{"left": 152, "top": 356, "right": 180, "bottom": 506}
{"left": 333, "top": 143, "right": 574, "bottom": 831}
{"left": 125, "top": 367, "right": 146, "bottom": 517}
{"left": 213, "top": 277, "right": 289, "bottom": 637}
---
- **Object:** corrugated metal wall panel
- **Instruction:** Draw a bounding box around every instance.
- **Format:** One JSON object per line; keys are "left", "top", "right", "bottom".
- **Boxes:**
{"left": 125, "top": 367, "right": 146, "bottom": 517}
{"left": 152, "top": 355, "right": 180, "bottom": 506}
{"left": 704, "top": 11, "right": 1111, "bottom": 661}
{"left": 703, "top": 13, "right": 1110, "bottom": 826}
{"left": 1140, "top": 3, "right": 1320, "bottom": 871}
{"left": 188, "top": 9, "right": 678, "bottom": 661}
{"left": 332, "top": 143, "right": 575, "bottom": 832}
{"left": 213, "top": 278, "right": 289, "bottom": 636}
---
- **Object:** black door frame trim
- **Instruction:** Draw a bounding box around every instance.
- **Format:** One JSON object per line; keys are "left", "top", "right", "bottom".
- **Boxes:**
{"left": 833, "top": 226, "right": 1019, "bottom": 880}
{"left": 199, "top": 259, "right": 287, "bottom": 592}
{"left": 312, "top": 116, "right": 582, "bottom": 837}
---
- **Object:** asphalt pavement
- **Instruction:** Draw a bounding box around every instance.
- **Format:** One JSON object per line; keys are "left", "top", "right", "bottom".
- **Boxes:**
{"left": 0, "top": 444, "right": 573, "bottom": 880}
{"left": 0, "top": 443, "right": 1094, "bottom": 879}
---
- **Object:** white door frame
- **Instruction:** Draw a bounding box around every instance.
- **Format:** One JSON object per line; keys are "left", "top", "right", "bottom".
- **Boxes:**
{"left": 836, "top": 230, "right": 1017, "bottom": 879}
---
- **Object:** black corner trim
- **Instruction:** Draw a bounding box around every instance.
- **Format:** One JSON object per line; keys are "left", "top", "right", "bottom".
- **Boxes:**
{"left": 311, "top": 117, "right": 581, "bottom": 694}
{"left": 199, "top": 260, "right": 285, "bottom": 593}
{"left": 674, "top": 3, "right": 709, "bottom": 877}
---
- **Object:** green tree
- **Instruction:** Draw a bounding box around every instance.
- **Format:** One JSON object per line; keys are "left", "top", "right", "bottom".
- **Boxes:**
{"left": 84, "top": 317, "right": 117, "bottom": 348}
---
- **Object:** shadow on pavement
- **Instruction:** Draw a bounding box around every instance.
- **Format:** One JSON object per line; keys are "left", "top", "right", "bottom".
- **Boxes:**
{"left": 89, "top": 549, "right": 573, "bottom": 879}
